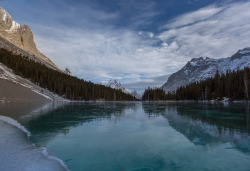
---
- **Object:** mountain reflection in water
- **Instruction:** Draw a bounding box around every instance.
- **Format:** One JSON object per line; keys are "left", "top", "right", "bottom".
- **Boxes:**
{"left": 1, "top": 101, "right": 249, "bottom": 170}
{"left": 143, "top": 102, "right": 250, "bottom": 153}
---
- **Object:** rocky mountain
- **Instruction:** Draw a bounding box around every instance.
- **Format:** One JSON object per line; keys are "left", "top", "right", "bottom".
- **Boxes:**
{"left": 65, "top": 67, "right": 72, "bottom": 76}
{"left": 106, "top": 80, "right": 141, "bottom": 99}
{"left": 130, "top": 90, "right": 141, "bottom": 100}
{"left": 106, "top": 80, "right": 130, "bottom": 94}
{"left": 0, "top": 7, "right": 72, "bottom": 102}
{"left": 162, "top": 48, "right": 250, "bottom": 92}
{"left": 0, "top": 7, "right": 62, "bottom": 72}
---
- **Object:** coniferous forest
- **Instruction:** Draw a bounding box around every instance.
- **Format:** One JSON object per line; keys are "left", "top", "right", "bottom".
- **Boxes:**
{"left": 0, "top": 48, "right": 137, "bottom": 101}
{"left": 142, "top": 68, "right": 250, "bottom": 101}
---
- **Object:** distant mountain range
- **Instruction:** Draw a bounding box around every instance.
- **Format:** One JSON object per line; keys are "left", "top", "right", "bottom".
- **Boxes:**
{"left": 105, "top": 80, "right": 141, "bottom": 99}
{"left": 162, "top": 48, "right": 250, "bottom": 92}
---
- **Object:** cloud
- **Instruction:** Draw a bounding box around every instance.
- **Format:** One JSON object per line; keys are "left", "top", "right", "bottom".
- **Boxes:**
{"left": 34, "top": 26, "right": 171, "bottom": 82}
{"left": 32, "top": 1, "right": 250, "bottom": 91}
{"left": 158, "top": 1, "right": 250, "bottom": 59}
{"left": 162, "top": 5, "right": 224, "bottom": 29}
{"left": 148, "top": 32, "right": 154, "bottom": 38}
{"left": 117, "top": 0, "right": 159, "bottom": 26}
{"left": 124, "top": 74, "right": 170, "bottom": 93}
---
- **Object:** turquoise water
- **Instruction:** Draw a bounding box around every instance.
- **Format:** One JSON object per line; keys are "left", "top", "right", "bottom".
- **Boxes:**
{"left": 12, "top": 102, "right": 250, "bottom": 170}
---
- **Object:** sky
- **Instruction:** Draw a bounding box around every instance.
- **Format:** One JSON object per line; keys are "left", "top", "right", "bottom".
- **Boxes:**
{"left": 1, "top": 0, "right": 250, "bottom": 93}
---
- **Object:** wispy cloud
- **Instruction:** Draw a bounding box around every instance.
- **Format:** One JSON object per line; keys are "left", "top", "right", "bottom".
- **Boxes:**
{"left": 158, "top": 1, "right": 250, "bottom": 59}
{"left": 35, "top": 27, "right": 170, "bottom": 82}
{"left": 162, "top": 5, "right": 224, "bottom": 29}
{"left": 33, "top": 1, "right": 250, "bottom": 90}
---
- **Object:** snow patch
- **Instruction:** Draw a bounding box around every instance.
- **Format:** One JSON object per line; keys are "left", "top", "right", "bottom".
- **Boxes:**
{"left": 32, "top": 90, "right": 53, "bottom": 101}
{"left": 106, "top": 79, "right": 131, "bottom": 94}
{"left": 239, "top": 50, "right": 250, "bottom": 54}
{"left": 189, "top": 61, "right": 198, "bottom": 66}
{"left": 105, "top": 79, "right": 141, "bottom": 99}
{"left": 0, "top": 63, "right": 68, "bottom": 101}
{"left": 8, "top": 20, "right": 21, "bottom": 32}
{"left": 2, "top": 11, "right": 8, "bottom": 22}
{"left": 0, "top": 8, "right": 9, "bottom": 22}
{"left": 222, "top": 97, "right": 229, "bottom": 102}
{"left": 184, "top": 70, "right": 190, "bottom": 75}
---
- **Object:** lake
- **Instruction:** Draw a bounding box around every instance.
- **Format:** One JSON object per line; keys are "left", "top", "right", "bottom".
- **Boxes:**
{"left": 1, "top": 102, "right": 250, "bottom": 171}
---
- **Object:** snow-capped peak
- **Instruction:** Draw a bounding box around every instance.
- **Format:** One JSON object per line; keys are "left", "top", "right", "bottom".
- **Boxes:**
{"left": 105, "top": 79, "right": 141, "bottom": 99}
{"left": 106, "top": 80, "right": 121, "bottom": 88}
{"left": 237, "top": 47, "right": 250, "bottom": 55}
{"left": 190, "top": 57, "right": 204, "bottom": 62}
{"left": 106, "top": 80, "right": 130, "bottom": 94}
{"left": 162, "top": 47, "right": 250, "bottom": 92}
{"left": 189, "top": 57, "right": 214, "bottom": 66}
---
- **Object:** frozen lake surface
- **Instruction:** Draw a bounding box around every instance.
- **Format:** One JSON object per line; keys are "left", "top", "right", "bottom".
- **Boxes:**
{"left": 1, "top": 102, "right": 250, "bottom": 171}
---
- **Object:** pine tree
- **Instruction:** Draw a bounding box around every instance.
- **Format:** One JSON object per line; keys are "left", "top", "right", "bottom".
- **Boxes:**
{"left": 0, "top": 48, "right": 137, "bottom": 101}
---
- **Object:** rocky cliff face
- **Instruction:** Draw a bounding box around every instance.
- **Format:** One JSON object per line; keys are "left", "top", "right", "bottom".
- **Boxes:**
{"left": 162, "top": 48, "right": 250, "bottom": 92}
{"left": 0, "top": 7, "right": 60, "bottom": 71}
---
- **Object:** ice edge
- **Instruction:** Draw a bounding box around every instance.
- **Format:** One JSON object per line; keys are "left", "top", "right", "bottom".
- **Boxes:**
{"left": 0, "top": 115, "right": 70, "bottom": 171}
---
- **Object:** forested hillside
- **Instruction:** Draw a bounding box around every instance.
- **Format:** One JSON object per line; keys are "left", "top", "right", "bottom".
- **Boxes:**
{"left": 142, "top": 68, "right": 250, "bottom": 101}
{"left": 0, "top": 48, "right": 137, "bottom": 101}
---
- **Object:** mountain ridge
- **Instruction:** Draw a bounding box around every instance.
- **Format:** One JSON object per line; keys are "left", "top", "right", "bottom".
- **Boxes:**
{"left": 162, "top": 47, "right": 250, "bottom": 92}
{"left": 105, "top": 79, "right": 141, "bottom": 99}
{"left": 0, "top": 7, "right": 62, "bottom": 72}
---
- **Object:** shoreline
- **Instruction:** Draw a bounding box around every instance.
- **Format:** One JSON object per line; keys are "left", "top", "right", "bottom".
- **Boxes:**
{"left": 141, "top": 100, "right": 250, "bottom": 103}
{"left": 0, "top": 63, "right": 68, "bottom": 102}
{"left": 0, "top": 115, "right": 69, "bottom": 171}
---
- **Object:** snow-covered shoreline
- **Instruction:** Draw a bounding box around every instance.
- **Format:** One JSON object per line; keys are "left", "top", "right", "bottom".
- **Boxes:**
{"left": 0, "top": 115, "right": 69, "bottom": 171}
{"left": 0, "top": 63, "right": 69, "bottom": 102}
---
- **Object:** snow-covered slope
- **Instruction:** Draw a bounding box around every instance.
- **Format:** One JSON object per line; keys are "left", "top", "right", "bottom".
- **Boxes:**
{"left": 105, "top": 80, "right": 141, "bottom": 99}
{"left": 0, "top": 63, "right": 67, "bottom": 102}
{"left": 162, "top": 47, "right": 250, "bottom": 92}
{"left": 106, "top": 80, "right": 131, "bottom": 94}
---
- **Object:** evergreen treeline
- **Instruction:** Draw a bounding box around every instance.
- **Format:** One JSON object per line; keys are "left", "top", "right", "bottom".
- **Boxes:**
{"left": 0, "top": 48, "right": 137, "bottom": 101}
{"left": 142, "top": 88, "right": 175, "bottom": 101}
{"left": 142, "top": 68, "right": 250, "bottom": 101}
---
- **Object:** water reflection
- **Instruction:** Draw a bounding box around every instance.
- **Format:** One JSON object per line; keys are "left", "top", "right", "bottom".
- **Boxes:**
{"left": 143, "top": 102, "right": 250, "bottom": 153}
{"left": 0, "top": 101, "right": 52, "bottom": 120}
{"left": 1, "top": 101, "right": 250, "bottom": 170}
{"left": 1, "top": 101, "right": 249, "bottom": 155}
{"left": 20, "top": 102, "right": 140, "bottom": 145}
{"left": 141, "top": 102, "right": 167, "bottom": 117}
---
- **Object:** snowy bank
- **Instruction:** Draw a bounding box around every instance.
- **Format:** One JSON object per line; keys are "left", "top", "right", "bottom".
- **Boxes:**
{"left": 0, "top": 116, "right": 69, "bottom": 171}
